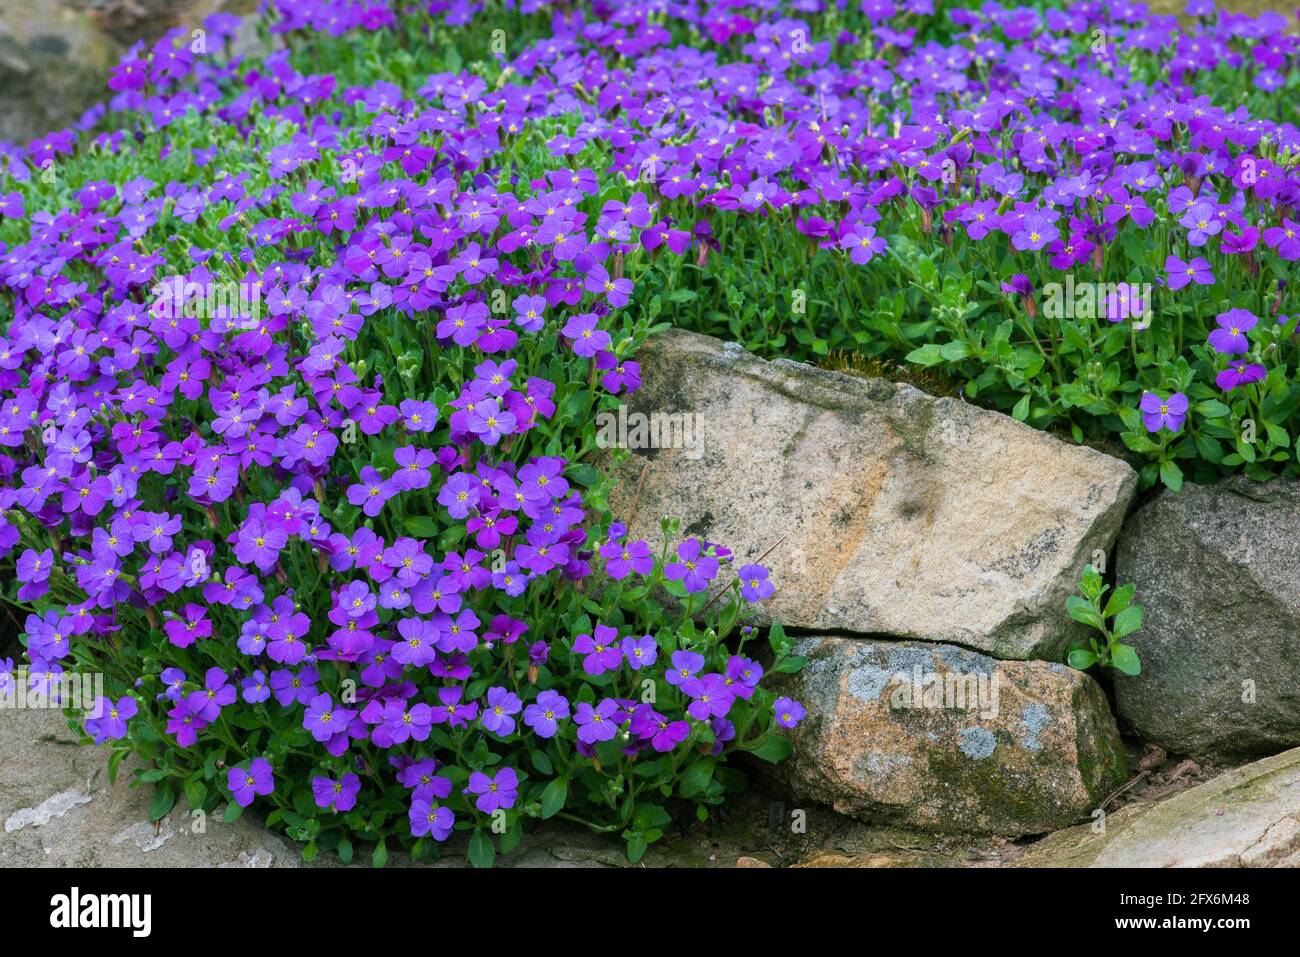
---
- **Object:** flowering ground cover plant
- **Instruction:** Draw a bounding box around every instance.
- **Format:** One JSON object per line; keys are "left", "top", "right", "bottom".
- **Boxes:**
{"left": 0, "top": 3, "right": 810, "bottom": 866}
{"left": 2, "top": 0, "right": 1300, "bottom": 864}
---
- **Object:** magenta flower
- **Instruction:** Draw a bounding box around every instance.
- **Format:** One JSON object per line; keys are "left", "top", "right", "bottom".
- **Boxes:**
{"left": 1217, "top": 361, "right": 1266, "bottom": 392}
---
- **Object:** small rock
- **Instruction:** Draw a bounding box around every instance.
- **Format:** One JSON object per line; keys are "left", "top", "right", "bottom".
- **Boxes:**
{"left": 1138, "top": 744, "right": 1167, "bottom": 772}
{"left": 774, "top": 637, "right": 1128, "bottom": 836}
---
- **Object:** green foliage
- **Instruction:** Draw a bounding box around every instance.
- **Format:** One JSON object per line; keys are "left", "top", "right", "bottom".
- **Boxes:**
{"left": 1065, "top": 565, "right": 1143, "bottom": 677}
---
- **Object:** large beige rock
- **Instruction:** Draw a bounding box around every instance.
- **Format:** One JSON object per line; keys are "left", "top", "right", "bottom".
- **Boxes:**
{"left": 606, "top": 331, "right": 1137, "bottom": 660}
{"left": 775, "top": 637, "right": 1129, "bottom": 836}
{"left": 1014, "top": 747, "right": 1300, "bottom": 867}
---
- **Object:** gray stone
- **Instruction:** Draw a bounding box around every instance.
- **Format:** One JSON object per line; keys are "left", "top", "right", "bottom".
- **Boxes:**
{"left": 1014, "top": 746, "right": 1300, "bottom": 867}
{"left": 0, "top": 0, "right": 268, "bottom": 146}
{"left": 773, "top": 637, "right": 1129, "bottom": 836}
{"left": 605, "top": 330, "right": 1137, "bottom": 660}
{"left": 1115, "top": 476, "right": 1300, "bottom": 761}
{"left": 0, "top": 707, "right": 305, "bottom": 867}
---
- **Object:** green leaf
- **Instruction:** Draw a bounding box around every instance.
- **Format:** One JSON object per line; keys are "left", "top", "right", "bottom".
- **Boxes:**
{"left": 539, "top": 777, "right": 567, "bottom": 819}
{"left": 625, "top": 831, "right": 649, "bottom": 864}
{"left": 768, "top": 655, "right": 806, "bottom": 675}
{"left": 1102, "top": 583, "right": 1135, "bottom": 619}
{"left": 183, "top": 778, "right": 207, "bottom": 810}
{"left": 679, "top": 758, "right": 715, "bottom": 797}
{"left": 1159, "top": 459, "right": 1183, "bottom": 492}
{"left": 745, "top": 735, "right": 794, "bottom": 763}
{"left": 1065, "top": 595, "right": 1103, "bottom": 629}
{"left": 905, "top": 343, "right": 945, "bottom": 367}
{"left": 338, "top": 836, "right": 354, "bottom": 865}
{"left": 1111, "top": 643, "right": 1141, "bottom": 676}
{"left": 107, "top": 748, "right": 126, "bottom": 786}
{"left": 1067, "top": 647, "right": 1099, "bottom": 670}
{"left": 468, "top": 829, "right": 496, "bottom": 869}
{"left": 223, "top": 802, "right": 244, "bottom": 823}
{"left": 372, "top": 837, "right": 389, "bottom": 868}
{"left": 404, "top": 515, "right": 439, "bottom": 538}
{"left": 939, "top": 340, "right": 972, "bottom": 361}
{"left": 1011, "top": 393, "right": 1031, "bottom": 421}
{"left": 566, "top": 463, "right": 600, "bottom": 486}
{"left": 499, "top": 820, "right": 523, "bottom": 856}
{"left": 1112, "top": 604, "right": 1144, "bottom": 639}
{"left": 767, "top": 622, "right": 789, "bottom": 654}
{"left": 148, "top": 783, "right": 176, "bottom": 823}
{"left": 529, "top": 748, "right": 553, "bottom": 776}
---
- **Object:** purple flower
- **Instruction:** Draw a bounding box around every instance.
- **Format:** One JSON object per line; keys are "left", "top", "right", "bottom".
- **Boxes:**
{"left": 85, "top": 695, "right": 137, "bottom": 743}
{"left": 1011, "top": 212, "right": 1059, "bottom": 252}
{"left": 683, "top": 673, "right": 735, "bottom": 720}
{"left": 738, "top": 564, "right": 774, "bottom": 601}
{"left": 560, "top": 314, "right": 612, "bottom": 358}
{"left": 523, "top": 690, "right": 569, "bottom": 738}
{"left": 1217, "top": 361, "right": 1266, "bottom": 392}
{"left": 574, "top": 698, "right": 619, "bottom": 744}
{"left": 666, "top": 650, "right": 705, "bottom": 687}
{"left": 16, "top": 548, "right": 53, "bottom": 601}
{"left": 393, "top": 617, "right": 439, "bottom": 667}
{"left": 464, "top": 767, "right": 519, "bottom": 814}
{"left": 227, "top": 757, "right": 274, "bottom": 807}
{"left": 601, "top": 537, "right": 653, "bottom": 579}
{"left": 1165, "top": 255, "right": 1215, "bottom": 290}
{"left": 1207, "top": 309, "right": 1257, "bottom": 355}
{"left": 481, "top": 686, "right": 522, "bottom": 736}
{"left": 304, "top": 693, "right": 356, "bottom": 743}
{"left": 840, "top": 224, "right": 887, "bottom": 264}
{"left": 621, "top": 634, "right": 658, "bottom": 670}
{"left": 312, "top": 773, "right": 361, "bottom": 812}
{"left": 1263, "top": 218, "right": 1300, "bottom": 261}
{"left": 1139, "top": 391, "right": 1189, "bottom": 434}
{"left": 664, "top": 538, "right": 718, "bottom": 594}
{"left": 774, "top": 697, "right": 806, "bottom": 729}
{"left": 573, "top": 624, "right": 623, "bottom": 675}
{"left": 409, "top": 799, "right": 455, "bottom": 840}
